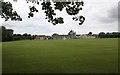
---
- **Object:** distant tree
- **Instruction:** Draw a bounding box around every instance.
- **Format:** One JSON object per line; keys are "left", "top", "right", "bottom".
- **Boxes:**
{"left": 14, "top": 34, "right": 22, "bottom": 40}
{"left": 106, "top": 32, "right": 111, "bottom": 38}
{"left": 13, "top": 33, "right": 35, "bottom": 40}
{"left": 99, "top": 32, "right": 105, "bottom": 38}
{"left": 23, "top": 33, "right": 28, "bottom": 36}
{"left": 99, "top": 32, "right": 120, "bottom": 38}
{"left": 112, "top": 32, "right": 120, "bottom": 38}
{"left": 31, "top": 35, "right": 36, "bottom": 39}
{"left": 1, "top": 26, "right": 6, "bottom": 42}
{"left": 17, "top": 34, "right": 22, "bottom": 36}
{"left": 0, "top": 26, "right": 37, "bottom": 41}
{"left": 0, "top": 0, "right": 85, "bottom": 25}
{"left": 0, "top": 26, "right": 14, "bottom": 42}
{"left": 1, "top": 1, "right": 22, "bottom": 21}
{"left": 88, "top": 32, "right": 92, "bottom": 35}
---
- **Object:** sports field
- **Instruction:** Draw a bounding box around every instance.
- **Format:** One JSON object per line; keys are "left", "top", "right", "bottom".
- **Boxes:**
{"left": 2, "top": 38, "right": 118, "bottom": 73}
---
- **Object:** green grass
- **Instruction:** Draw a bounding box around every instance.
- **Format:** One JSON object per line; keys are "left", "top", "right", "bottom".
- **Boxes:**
{"left": 0, "top": 42, "right": 2, "bottom": 74}
{"left": 2, "top": 38, "right": 118, "bottom": 73}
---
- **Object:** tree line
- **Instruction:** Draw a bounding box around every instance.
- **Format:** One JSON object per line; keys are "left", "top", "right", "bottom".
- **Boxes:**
{"left": 0, "top": 26, "right": 36, "bottom": 42}
{"left": 13, "top": 33, "right": 36, "bottom": 41}
{"left": 0, "top": 26, "right": 14, "bottom": 42}
{"left": 98, "top": 32, "right": 120, "bottom": 38}
{"left": 0, "top": 26, "right": 120, "bottom": 42}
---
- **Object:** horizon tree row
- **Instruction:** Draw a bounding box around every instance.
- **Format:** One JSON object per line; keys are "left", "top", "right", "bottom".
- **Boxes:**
{"left": 98, "top": 32, "right": 120, "bottom": 38}
{"left": 0, "top": 26, "right": 36, "bottom": 42}
{"left": 13, "top": 33, "right": 36, "bottom": 41}
{"left": 1, "top": 26, "right": 120, "bottom": 42}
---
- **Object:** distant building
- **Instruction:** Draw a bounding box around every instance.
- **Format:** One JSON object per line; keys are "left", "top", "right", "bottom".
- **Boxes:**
{"left": 52, "top": 30, "right": 76, "bottom": 40}
{"left": 80, "top": 34, "right": 98, "bottom": 39}
{"left": 76, "top": 35, "right": 81, "bottom": 39}
{"left": 35, "top": 30, "right": 98, "bottom": 40}
{"left": 68, "top": 30, "right": 76, "bottom": 39}
{"left": 35, "top": 35, "right": 46, "bottom": 40}
{"left": 52, "top": 34, "right": 69, "bottom": 40}
{"left": 35, "top": 35, "right": 52, "bottom": 40}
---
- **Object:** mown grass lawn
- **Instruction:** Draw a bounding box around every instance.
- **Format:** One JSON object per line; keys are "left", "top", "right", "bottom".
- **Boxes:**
{"left": 2, "top": 38, "right": 118, "bottom": 73}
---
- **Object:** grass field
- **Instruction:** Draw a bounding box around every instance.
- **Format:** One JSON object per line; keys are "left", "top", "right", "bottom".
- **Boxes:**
{"left": 2, "top": 38, "right": 118, "bottom": 73}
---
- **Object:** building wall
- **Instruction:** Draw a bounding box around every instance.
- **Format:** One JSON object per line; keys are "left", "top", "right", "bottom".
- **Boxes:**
{"left": 52, "top": 35, "right": 71, "bottom": 40}
{"left": 80, "top": 35, "right": 96, "bottom": 39}
{"left": 35, "top": 36, "right": 45, "bottom": 40}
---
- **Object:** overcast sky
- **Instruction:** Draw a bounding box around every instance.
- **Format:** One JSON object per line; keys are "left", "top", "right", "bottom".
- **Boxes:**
{"left": 0, "top": 0, "right": 119, "bottom": 35}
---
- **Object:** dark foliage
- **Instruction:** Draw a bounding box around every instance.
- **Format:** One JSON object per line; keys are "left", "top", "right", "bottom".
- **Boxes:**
{"left": 1, "top": 0, "right": 85, "bottom": 25}
{"left": 99, "top": 32, "right": 120, "bottom": 38}
{"left": 0, "top": 26, "right": 35, "bottom": 42}
{"left": 0, "top": 26, "right": 14, "bottom": 42}
{"left": 13, "top": 33, "right": 35, "bottom": 41}
{"left": 1, "top": 2, "right": 22, "bottom": 21}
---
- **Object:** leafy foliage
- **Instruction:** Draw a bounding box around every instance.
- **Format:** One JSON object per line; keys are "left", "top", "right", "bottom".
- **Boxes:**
{"left": 1, "top": 0, "right": 85, "bottom": 25}
{"left": 0, "top": 26, "right": 14, "bottom": 42}
{"left": 1, "top": 1, "right": 22, "bottom": 21}
{"left": 13, "top": 33, "right": 35, "bottom": 41}
{"left": 41, "top": 1, "right": 85, "bottom": 25}
{"left": 41, "top": 2, "right": 64, "bottom": 25}
{"left": 99, "top": 32, "right": 120, "bottom": 38}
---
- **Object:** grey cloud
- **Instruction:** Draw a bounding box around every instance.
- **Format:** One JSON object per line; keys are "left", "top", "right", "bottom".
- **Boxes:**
{"left": 100, "top": 5, "right": 118, "bottom": 23}
{"left": 2, "top": 23, "right": 15, "bottom": 28}
{"left": 118, "top": 1, "right": 120, "bottom": 31}
{"left": 118, "top": 1, "right": 120, "bottom": 20}
{"left": 108, "top": 5, "right": 118, "bottom": 20}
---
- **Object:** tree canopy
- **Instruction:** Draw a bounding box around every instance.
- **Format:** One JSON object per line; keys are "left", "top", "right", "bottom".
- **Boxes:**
{"left": 0, "top": 0, "right": 85, "bottom": 25}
